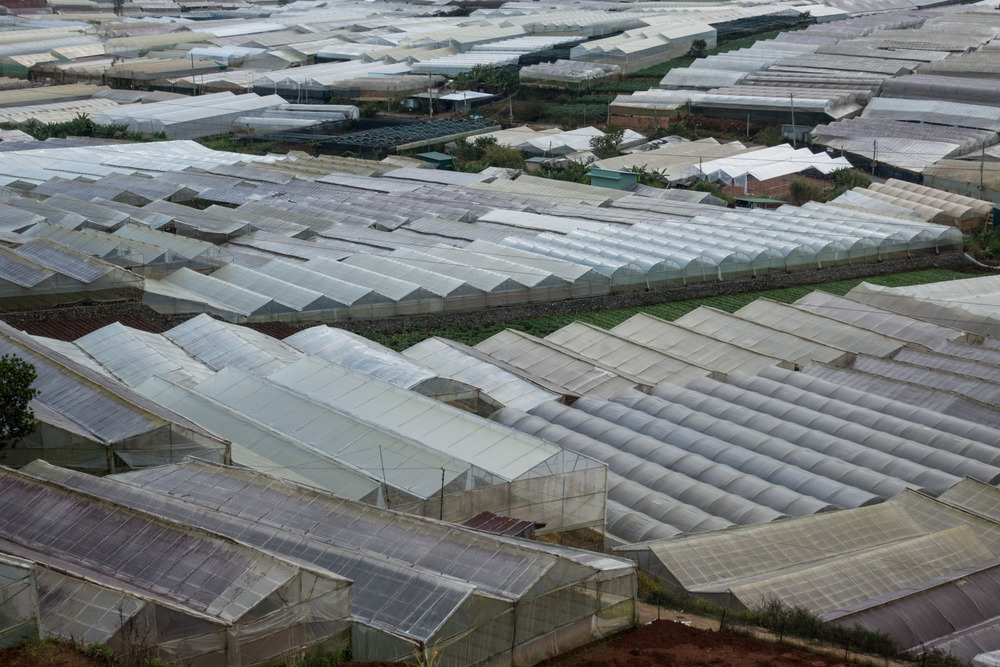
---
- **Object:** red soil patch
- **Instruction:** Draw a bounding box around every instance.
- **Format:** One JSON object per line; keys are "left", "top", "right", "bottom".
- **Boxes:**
{"left": 539, "top": 619, "right": 853, "bottom": 667}
{"left": 0, "top": 642, "right": 105, "bottom": 667}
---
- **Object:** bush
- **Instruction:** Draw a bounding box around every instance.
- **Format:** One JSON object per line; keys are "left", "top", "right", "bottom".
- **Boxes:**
{"left": 539, "top": 162, "right": 590, "bottom": 184}
{"left": 788, "top": 178, "right": 827, "bottom": 206}
{"left": 482, "top": 143, "right": 524, "bottom": 169}
{"left": 753, "top": 125, "right": 784, "bottom": 146}
{"left": 687, "top": 39, "right": 708, "bottom": 58}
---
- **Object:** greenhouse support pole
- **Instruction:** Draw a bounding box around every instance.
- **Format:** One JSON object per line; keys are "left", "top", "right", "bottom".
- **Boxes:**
{"left": 440, "top": 468, "right": 445, "bottom": 520}
{"left": 981, "top": 141, "right": 986, "bottom": 193}
{"left": 789, "top": 93, "right": 796, "bottom": 148}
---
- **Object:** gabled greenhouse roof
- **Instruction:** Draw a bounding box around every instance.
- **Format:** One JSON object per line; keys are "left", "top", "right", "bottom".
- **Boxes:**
{"left": 136, "top": 375, "right": 383, "bottom": 501}
{"left": 284, "top": 325, "right": 437, "bottom": 390}
{"left": 0, "top": 466, "right": 318, "bottom": 624}
{"left": 0, "top": 322, "right": 221, "bottom": 448}
{"left": 476, "top": 328, "right": 651, "bottom": 398}
{"left": 403, "top": 336, "right": 564, "bottom": 411}
{"left": 254, "top": 259, "right": 391, "bottom": 309}
{"left": 544, "top": 321, "right": 713, "bottom": 387}
{"left": 265, "top": 355, "right": 577, "bottom": 481}
{"left": 162, "top": 267, "right": 293, "bottom": 319}
{"left": 209, "top": 263, "right": 347, "bottom": 313}
{"left": 188, "top": 365, "right": 472, "bottom": 497}
{"left": 733, "top": 298, "right": 909, "bottom": 356}
{"left": 164, "top": 313, "right": 301, "bottom": 375}
{"left": 610, "top": 312, "right": 791, "bottom": 376}
{"left": 673, "top": 306, "right": 852, "bottom": 367}
{"left": 75, "top": 322, "right": 215, "bottom": 389}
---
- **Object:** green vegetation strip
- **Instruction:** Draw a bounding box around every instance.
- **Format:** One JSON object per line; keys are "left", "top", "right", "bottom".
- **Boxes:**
{"left": 360, "top": 269, "right": 970, "bottom": 351}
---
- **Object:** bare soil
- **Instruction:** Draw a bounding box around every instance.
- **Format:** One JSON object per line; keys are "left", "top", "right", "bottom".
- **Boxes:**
{"left": 0, "top": 642, "right": 105, "bottom": 667}
{"left": 537, "top": 618, "right": 857, "bottom": 667}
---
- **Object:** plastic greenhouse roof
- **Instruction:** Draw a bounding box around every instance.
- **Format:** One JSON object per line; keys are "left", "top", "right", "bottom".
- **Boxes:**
{"left": 544, "top": 321, "right": 713, "bottom": 387}
{"left": 0, "top": 322, "right": 219, "bottom": 446}
{"left": 673, "top": 306, "right": 852, "bottom": 367}
{"left": 794, "top": 290, "right": 977, "bottom": 351}
{"left": 162, "top": 268, "right": 293, "bottom": 319}
{"left": 0, "top": 465, "right": 315, "bottom": 624}
{"left": 284, "top": 325, "right": 436, "bottom": 389}
{"left": 164, "top": 313, "right": 301, "bottom": 375}
{"left": 264, "top": 355, "right": 575, "bottom": 481}
{"left": 188, "top": 365, "right": 471, "bottom": 497}
{"left": 74, "top": 322, "right": 215, "bottom": 389}
{"left": 610, "top": 313, "right": 790, "bottom": 376}
{"left": 403, "top": 336, "right": 563, "bottom": 411}
{"left": 733, "top": 299, "right": 909, "bottom": 356}
{"left": 476, "top": 328, "right": 650, "bottom": 398}
{"left": 136, "top": 375, "right": 384, "bottom": 501}
{"left": 40, "top": 459, "right": 631, "bottom": 648}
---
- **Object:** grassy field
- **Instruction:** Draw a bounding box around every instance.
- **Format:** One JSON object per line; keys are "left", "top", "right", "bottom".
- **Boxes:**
{"left": 359, "top": 268, "right": 972, "bottom": 351}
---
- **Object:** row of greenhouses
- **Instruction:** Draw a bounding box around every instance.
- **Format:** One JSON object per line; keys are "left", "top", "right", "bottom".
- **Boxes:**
{"left": 0, "top": 459, "right": 635, "bottom": 666}
{"left": 24, "top": 314, "right": 607, "bottom": 534}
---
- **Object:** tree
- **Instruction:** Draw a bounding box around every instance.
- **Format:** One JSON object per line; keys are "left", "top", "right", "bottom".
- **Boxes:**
{"left": 113, "top": 0, "right": 125, "bottom": 16}
{"left": 0, "top": 354, "right": 38, "bottom": 448}
{"left": 590, "top": 126, "right": 625, "bottom": 159}
{"left": 687, "top": 39, "right": 707, "bottom": 58}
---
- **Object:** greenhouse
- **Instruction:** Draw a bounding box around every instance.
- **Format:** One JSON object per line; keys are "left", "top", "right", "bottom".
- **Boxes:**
{"left": 0, "top": 554, "right": 38, "bottom": 649}
{"left": 733, "top": 299, "right": 910, "bottom": 356}
{"left": 671, "top": 306, "right": 854, "bottom": 367}
{"left": 119, "top": 344, "right": 608, "bottom": 531}
{"left": 543, "top": 322, "right": 713, "bottom": 387}
{"left": 283, "top": 325, "right": 498, "bottom": 414}
{"left": 30, "top": 460, "right": 635, "bottom": 667}
{"left": 0, "top": 322, "right": 229, "bottom": 472}
{"left": 609, "top": 313, "right": 792, "bottom": 376}
{"left": 92, "top": 92, "right": 287, "bottom": 139}
{"left": 0, "top": 238, "right": 143, "bottom": 307}
{"left": 476, "top": 328, "right": 651, "bottom": 398}
{"left": 615, "top": 501, "right": 996, "bottom": 615}
{"left": 0, "top": 464, "right": 352, "bottom": 667}
{"left": 845, "top": 277, "right": 1000, "bottom": 338}
{"left": 403, "top": 336, "right": 566, "bottom": 411}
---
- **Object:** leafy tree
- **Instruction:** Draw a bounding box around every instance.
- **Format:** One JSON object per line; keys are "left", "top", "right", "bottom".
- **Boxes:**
{"left": 451, "top": 65, "right": 519, "bottom": 95}
{"left": 590, "top": 126, "right": 625, "bottom": 159}
{"left": 0, "top": 354, "right": 38, "bottom": 448}
{"left": 687, "top": 39, "right": 707, "bottom": 58}
{"left": 113, "top": 0, "right": 125, "bottom": 16}
{"left": 753, "top": 125, "right": 783, "bottom": 146}
{"left": 539, "top": 162, "right": 590, "bottom": 185}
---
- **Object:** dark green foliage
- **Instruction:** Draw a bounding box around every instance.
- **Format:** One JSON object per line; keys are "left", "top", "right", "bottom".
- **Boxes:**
{"left": 687, "top": 38, "right": 708, "bottom": 58}
{"left": 965, "top": 228, "right": 1000, "bottom": 261}
{"left": 829, "top": 167, "right": 870, "bottom": 191}
{"left": 451, "top": 65, "right": 519, "bottom": 95}
{"left": 545, "top": 103, "right": 608, "bottom": 122}
{"left": 19, "top": 113, "right": 151, "bottom": 142}
{"left": 339, "top": 150, "right": 357, "bottom": 158}
{"left": 113, "top": 0, "right": 124, "bottom": 15}
{"left": 198, "top": 135, "right": 274, "bottom": 155}
{"left": 788, "top": 178, "right": 827, "bottom": 206}
{"left": 589, "top": 125, "right": 625, "bottom": 159}
{"left": 450, "top": 135, "right": 523, "bottom": 170}
{"left": 358, "top": 102, "right": 380, "bottom": 118}
{"left": 753, "top": 125, "right": 783, "bottom": 146}
{"left": 0, "top": 354, "right": 38, "bottom": 448}
{"left": 538, "top": 161, "right": 590, "bottom": 185}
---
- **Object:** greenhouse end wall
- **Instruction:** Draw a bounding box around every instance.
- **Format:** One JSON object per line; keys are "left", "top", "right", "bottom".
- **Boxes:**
{"left": 397, "top": 465, "right": 607, "bottom": 535}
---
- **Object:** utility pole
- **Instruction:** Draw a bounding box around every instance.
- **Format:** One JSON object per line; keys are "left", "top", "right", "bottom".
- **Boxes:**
{"left": 789, "top": 93, "right": 796, "bottom": 148}
{"left": 190, "top": 54, "right": 196, "bottom": 95}
{"left": 872, "top": 139, "right": 877, "bottom": 176}
{"left": 508, "top": 94, "right": 513, "bottom": 125}
{"left": 427, "top": 73, "right": 433, "bottom": 118}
